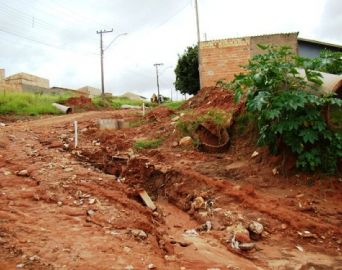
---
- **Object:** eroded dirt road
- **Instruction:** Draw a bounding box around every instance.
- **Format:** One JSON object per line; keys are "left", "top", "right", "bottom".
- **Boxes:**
{"left": 0, "top": 110, "right": 341, "bottom": 270}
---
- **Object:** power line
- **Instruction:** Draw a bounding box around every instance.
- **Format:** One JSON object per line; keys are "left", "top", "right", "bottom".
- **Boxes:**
{"left": 0, "top": 28, "right": 98, "bottom": 56}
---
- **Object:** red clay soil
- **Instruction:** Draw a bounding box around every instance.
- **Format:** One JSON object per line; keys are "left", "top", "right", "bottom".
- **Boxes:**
{"left": 146, "top": 106, "right": 175, "bottom": 121}
{"left": 65, "top": 96, "right": 92, "bottom": 107}
{"left": 182, "top": 87, "right": 243, "bottom": 113}
{"left": 0, "top": 110, "right": 341, "bottom": 269}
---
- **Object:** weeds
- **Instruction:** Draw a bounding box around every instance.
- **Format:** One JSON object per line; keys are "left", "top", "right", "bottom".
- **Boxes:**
{"left": 0, "top": 92, "right": 70, "bottom": 115}
{"left": 93, "top": 96, "right": 148, "bottom": 109}
{"left": 133, "top": 138, "right": 163, "bottom": 149}
{"left": 162, "top": 100, "right": 185, "bottom": 110}
{"left": 176, "top": 109, "right": 232, "bottom": 136}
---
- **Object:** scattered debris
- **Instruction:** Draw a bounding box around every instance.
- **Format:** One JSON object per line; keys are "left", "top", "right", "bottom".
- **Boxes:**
{"left": 87, "top": 209, "right": 95, "bottom": 216}
{"left": 248, "top": 221, "right": 264, "bottom": 240}
{"left": 147, "top": 263, "right": 156, "bottom": 269}
{"left": 238, "top": 242, "right": 256, "bottom": 251}
{"left": 138, "top": 189, "right": 157, "bottom": 211}
{"left": 179, "top": 136, "right": 193, "bottom": 146}
{"left": 183, "top": 229, "right": 199, "bottom": 237}
{"left": 88, "top": 198, "right": 96, "bottom": 205}
{"left": 296, "top": 245, "right": 304, "bottom": 252}
{"left": 272, "top": 168, "right": 279, "bottom": 175}
{"left": 125, "top": 265, "right": 134, "bottom": 270}
{"left": 251, "top": 151, "right": 259, "bottom": 158}
{"left": 17, "top": 170, "right": 29, "bottom": 177}
{"left": 130, "top": 229, "right": 148, "bottom": 240}
{"left": 164, "top": 255, "right": 176, "bottom": 262}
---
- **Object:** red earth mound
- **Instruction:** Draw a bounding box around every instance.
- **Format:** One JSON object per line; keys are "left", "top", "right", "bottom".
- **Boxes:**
{"left": 146, "top": 106, "right": 175, "bottom": 121}
{"left": 181, "top": 87, "right": 243, "bottom": 113}
{"left": 65, "top": 96, "right": 92, "bottom": 106}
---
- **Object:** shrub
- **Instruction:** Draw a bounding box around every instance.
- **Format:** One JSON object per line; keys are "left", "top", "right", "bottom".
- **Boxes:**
{"left": 223, "top": 45, "right": 342, "bottom": 173}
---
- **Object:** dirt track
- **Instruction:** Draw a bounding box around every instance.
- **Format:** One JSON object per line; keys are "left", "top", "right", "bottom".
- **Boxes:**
{"left": 0, "top": 110, "right": 341, "bottom": 270}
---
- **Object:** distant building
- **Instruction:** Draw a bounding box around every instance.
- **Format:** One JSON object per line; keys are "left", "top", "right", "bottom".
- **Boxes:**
{"left": 298, "top": 37, "right": 342, "bottom": 58}
{"left": 121, "top": 91, "right": 147, "bottom": 101}
{"left": 77, "top": 86, "right": 102, "bottom": 97}
{"left": 0, "top": 70, "right": 50, "bottom": 93}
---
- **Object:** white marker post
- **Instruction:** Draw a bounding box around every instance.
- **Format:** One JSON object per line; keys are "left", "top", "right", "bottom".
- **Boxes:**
{"left": 74, "top": 120, "right": 78, "bottom": 148}
{"left": 142, "top": 102, "right": 145, "bottom": 117}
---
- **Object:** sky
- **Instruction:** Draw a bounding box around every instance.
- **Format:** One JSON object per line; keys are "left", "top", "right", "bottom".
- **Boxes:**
{"left": 0, "top": 0, "right": 341, "bottom": 100}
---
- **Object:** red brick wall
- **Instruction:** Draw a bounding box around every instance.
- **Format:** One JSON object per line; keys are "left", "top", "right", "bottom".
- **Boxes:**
{"left": 199, "top": 33, "right": 299, "bottom": 87}
{"left": 200, "top": 38, "right": 250, "bottom": 87}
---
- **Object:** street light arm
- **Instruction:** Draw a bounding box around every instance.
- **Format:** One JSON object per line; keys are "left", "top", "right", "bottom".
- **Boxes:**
{"left": 104, "top": 32, "right": 128, "bottom": 51}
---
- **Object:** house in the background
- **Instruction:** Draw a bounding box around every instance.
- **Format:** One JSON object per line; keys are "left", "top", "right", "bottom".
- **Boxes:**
{"left": 121, "top": 91, "right": 147, "bottom": 101}
{"left": 297, "top": 37, "right": 342, "bottom": 58}
{"left": 77, "top": 86, "right": 102, "bottom": 97}
{"left": 199, "top": 32, "right": 342, "bottom": 88}
{"left": 0, "top": 69, "right": 50, "bottom": 93}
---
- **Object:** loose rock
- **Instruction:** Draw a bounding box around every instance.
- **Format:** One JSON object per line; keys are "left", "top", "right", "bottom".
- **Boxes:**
{"left": 17, "top": 170, "right": 29, "bottom": 177}
{"left": 147, "top": 263, "right": 156, "bottom": 269}
{"left": 238, "top": 242, "right": 256, "bottom": 251}
{"left": 179, "top": 136, "right": 192, "bottom": 146}
{"left": 130, "top": 229, "right": 148, "bottom": 240}
{"left": 248, "top": 221, "right": 263, "bottom": 240}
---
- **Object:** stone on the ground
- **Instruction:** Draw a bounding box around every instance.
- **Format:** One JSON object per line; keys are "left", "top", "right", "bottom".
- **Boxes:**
{"left": 171, "top": 141, "right": 178, "bottom": 147}
{"left": 238, "top": 242, "right": 256, "bottom": 251}
{"left": 227, "top": 223, "right": 251, "bottom": 243}
{"left": 164, "top": 255, "right": 176, "bottom": 261}
{"left": 17, "top": 170, "right": 29, "bottom": 177}
{"left": 251, "top": 151, "right": 259, "bottom": 158}
{"left": 0, "top": 123, "right": 6, "bottom": 127}
{"left": 125, "top": 265, "right": 134, "bottom": 270}
{"left": 123, "top": 246, "right": 131, "bottom": 253}
{"left": 130, "top": 229, "right": 148, "bottom": 240}
{"left": 179, "top": 136, "right": 192, "bottom": 146}
{"left": 248, "top": 221, "right": 264, "bottom": 236}
{"left": 192, "top": 196, "right": 205, "bottom": 210}
{"left": 147, "top": 263, "right": 156, "bottom": 269}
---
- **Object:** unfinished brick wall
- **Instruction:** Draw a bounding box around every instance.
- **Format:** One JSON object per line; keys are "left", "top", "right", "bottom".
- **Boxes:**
{"left": 200, "top": 33, "right": 299, "bottom": 87}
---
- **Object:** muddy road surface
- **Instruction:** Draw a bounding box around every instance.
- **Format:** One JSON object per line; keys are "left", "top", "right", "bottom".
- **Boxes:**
{"left": 0, "top": 110, "right": 341, "bottom": 270}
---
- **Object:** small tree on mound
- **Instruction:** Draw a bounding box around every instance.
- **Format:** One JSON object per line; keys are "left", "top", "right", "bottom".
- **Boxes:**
{"left": 174, "top": 45, "right": 200, "bottom": 96}
{"left": 223, "top": 45, "right": 342, "bottom": 173}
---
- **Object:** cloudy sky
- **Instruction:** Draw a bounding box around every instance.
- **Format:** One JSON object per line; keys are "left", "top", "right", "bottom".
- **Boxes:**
{"left": 0, "top": 0, "right": 341, "bottom": 99}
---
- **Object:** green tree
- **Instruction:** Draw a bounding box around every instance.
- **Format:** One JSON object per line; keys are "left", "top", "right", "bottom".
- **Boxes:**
{"left": 174, "top": 45, "right": 200, "bottom": 95}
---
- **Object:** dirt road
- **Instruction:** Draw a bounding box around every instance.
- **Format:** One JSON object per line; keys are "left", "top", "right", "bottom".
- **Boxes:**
{"left": 0, "top": 110, "right": 341, "bottom": 269}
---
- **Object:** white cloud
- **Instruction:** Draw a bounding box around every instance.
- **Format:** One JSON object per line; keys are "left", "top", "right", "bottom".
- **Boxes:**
{"left": 0, "top": 0, "right": 340, "bottom": 100}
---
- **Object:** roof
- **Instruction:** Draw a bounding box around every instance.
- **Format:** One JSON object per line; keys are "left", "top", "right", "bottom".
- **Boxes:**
{"left": 121, "top": 92, "right": 147, "bottom": 100}
{"left": 200, "top": 32, "right": 299, "bottom": 44}
{"left": 5, "top": 72, "right": 48, "bottom": 81}
{"left": 298, "top": 37, "right": 342, "bottom": 50}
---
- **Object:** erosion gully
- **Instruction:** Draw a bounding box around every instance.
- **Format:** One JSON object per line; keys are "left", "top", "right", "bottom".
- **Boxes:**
{"left": 0, "top": 111, "right": 341, "bottom": 270}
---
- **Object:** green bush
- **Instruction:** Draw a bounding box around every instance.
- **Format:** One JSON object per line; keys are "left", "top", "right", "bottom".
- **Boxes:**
{"left": 0, "top": 92, "right": 70, "bottom": 115}
{"left": 224, "top": 45, "right": 342, "bottom": 173}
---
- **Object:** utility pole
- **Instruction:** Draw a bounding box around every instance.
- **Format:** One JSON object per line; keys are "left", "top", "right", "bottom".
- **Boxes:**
{"left": 154, "top": 63, "right": 163, "bottom": 104}
{"left": 97, "top": 29, "right": 113, "bottom": 96}
{"left": 194, "top": 0, "right": 202, "bottom": 89}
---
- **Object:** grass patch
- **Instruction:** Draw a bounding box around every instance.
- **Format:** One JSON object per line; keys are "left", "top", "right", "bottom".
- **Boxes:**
{"left": 93, "top": 96, "right": 150, "bottom": 109}
{"left": 162, "top": 100, "right": 185, "bottom": 110}
{"left": 176, "top": 109, "right": 232, "bottom": 136}
{"left": 133, "top": 138, "right": 162, "bottom": 149}
{"left": 0, "top": 92, "right": 70, "bottom": 115}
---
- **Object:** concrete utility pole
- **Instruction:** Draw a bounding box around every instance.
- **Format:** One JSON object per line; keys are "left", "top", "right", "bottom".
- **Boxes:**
{"left": 97, "top": 29, "right": 113, "bottom": 96}
{"left": 154, "top": 63, "right": 163, "bottom": 104}
{"left": 194, "top": 0, "right": 202, "bottom": 89}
